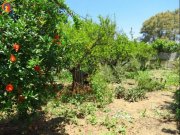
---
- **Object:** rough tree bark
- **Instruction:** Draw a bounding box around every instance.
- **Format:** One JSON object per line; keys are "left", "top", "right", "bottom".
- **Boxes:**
{"left": 70, "top": 65, "right": 89, "bottom": 92}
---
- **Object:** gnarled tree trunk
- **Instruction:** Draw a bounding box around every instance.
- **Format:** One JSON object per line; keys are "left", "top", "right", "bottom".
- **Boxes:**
{"left": 70, "top": 65, "right": 89, "bottom": 93}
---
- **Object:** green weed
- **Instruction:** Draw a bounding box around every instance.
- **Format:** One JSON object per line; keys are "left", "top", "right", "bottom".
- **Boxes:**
{"left": 87, "top": 115, "right": 98, "bottom": 125}
{"left": 115, "top": 86, "right": 126, "bottom": 99}
{"left": 101, "top": 115, "right": 118, "bottom": 129}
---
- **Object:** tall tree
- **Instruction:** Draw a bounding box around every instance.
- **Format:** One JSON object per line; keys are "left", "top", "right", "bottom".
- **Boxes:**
{"left": 140, "top": 9, "right": 179, "bottom": 42}
{"left": 58, "top": 16, "right": 117, "bottom": 91}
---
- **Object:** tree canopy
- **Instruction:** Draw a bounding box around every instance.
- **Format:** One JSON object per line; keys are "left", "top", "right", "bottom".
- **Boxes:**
{"left": 140, "top": 9, "right": 179, "bottom": 42}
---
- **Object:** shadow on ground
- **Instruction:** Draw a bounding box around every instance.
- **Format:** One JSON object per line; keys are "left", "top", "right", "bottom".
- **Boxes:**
{"left": 161, "top": 128, "right": 178, "bottom": 135}
{"left": 159, "top": 93, "right": 179, "bottom": 135}
{"left": 0, "top": 112, "right": 70, "bottom": 135}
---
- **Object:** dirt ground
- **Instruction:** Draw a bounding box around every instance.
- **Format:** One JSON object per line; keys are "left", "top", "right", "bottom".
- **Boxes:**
{"left": 0, "top": 91, "right": 178, "bottom": 135}
{"left": 107, "top": 91, "right": 178, "bottom": 135}
{"left": 64, "top": 91, "right": 178, "bottom": 135}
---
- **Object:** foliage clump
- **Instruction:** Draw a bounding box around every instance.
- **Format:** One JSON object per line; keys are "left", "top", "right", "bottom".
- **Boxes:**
{"left": 0, "top": 0, "right": 73, "bottom": 118}
{"left": 174, "top": 89, "right": 180, "bottom": 127}
{"left": 152, "top": 38, "right": 179, "bottom": 53}
{"left": 141, "top": 9, "right": 179, "bottom": 42}
{"left": 90, "top": 67, "right": 113, "bottom": 105}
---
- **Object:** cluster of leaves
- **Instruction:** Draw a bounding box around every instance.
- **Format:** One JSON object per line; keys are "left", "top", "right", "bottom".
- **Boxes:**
{"left": 136, "top": 71, "right": 165, "bottom": 92}
{"left": 124, "top": 88, "right": 146, "bottom": 102}
{"left": 151, "top": 38, "right": 179, "bottom": 53}
{"left": 115, "top": 86, "right": 146, "bottom": 102}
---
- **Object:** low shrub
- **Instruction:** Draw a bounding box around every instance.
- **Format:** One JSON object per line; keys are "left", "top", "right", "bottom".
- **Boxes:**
{"left": 102, "top": 115, "right": 118, "bottom": 129}
{"left": 174, "top": 89, "right": 180, "bottom": 126}
{"left": 86, "top": 115, "right": 98, "bottom": 125}
{"left": 136, "top": 71, "right": 165, "bottom": 91}
{"left": 164, "top": 71, "right": 179, "bottom": 87}
{"left": 124, "top": 87, "right": 146, "bottom": 102}
{"left": 90, "top": 69, "right": 113, "bottom": 105}
{"left": 148, "top": 59, "right": 162, "bottom": 69}
{"left": 79, "top": 102, "right": 97, "bottom": 116}
{"left": 58, "top": 70, "right": 72, "bottom": 83}
{"left": 60, "top": 92, "right": 85, "bottom": 105}
{"left": 115, "top": 86, "right": 126, "bottom": 99}
{"left": 113, "top": 59, "right": 141, "bottom": 80}
{"left": 125, "top": 71, "right": 138, "bottom": 79}
{"left": 99, "top": 64, "right": 117, "bottom": 83}
{"left": 115, "top": 71, "right": 166, "bottom": 102}
{"left": 124, "top": 58, "right": 141, "bottom": 72}
{"left": 173, "top": 59, "right": 180, "bottom": 74}
{"left": 115, "top": 85, "right": 146, "bottom": 102}
{"left": 113, "top": 61, "right": 126, "bottom": 83}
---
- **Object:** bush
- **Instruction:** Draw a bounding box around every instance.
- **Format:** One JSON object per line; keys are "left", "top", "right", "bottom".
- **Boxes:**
{"left": 124, "top": 58, "right": 141, "bottom": 72}
{"left": 60, "top": 92, "right": 86, "bottom": 105}
{"left": 112, "top": 59, "right": 141, "bottom": 83}
{"left": 79, "top": 102, "right": 97, "bottom": 116}
{"left": 115, "top": 85, "right": 146, "bottom": 102}
{"left": 113, "top": 61, "right": 126, "bottom": 83}
{"left": 173, "top": 59, "right": 180, "bottom": 74}
{"left": 152, "top": 38, "right": 179, "bottom": 53}
{"left": 58, "top": 70, "right": 72, "bottom": 83}
{"left": 115, "top": 86, "right": 126, "bottom": 99}
{"left": 136, "top": 71, "right": 165, "bottom": 91}
{"left": 124, "top": 88, "right": 146, "bottom": 102}
{"left": 165, "top": 71, "right": 179, "bottom": 87}
{"left": 148, "top": 59, "right": 162, "bottom": 69}
{"left": 99, "top": 64, "right": 116, "bottom": 83}
{"left": 90, "top": 69, "right": 113, "bottom": 105}
{"left": 174, "top": 90, "right": 180, "bottom": 124}
{"left": 125, "top": 71, "right": 138, "bottom": 79}
{"left": 102, "top": 115, "right": 118, "bottom": 129}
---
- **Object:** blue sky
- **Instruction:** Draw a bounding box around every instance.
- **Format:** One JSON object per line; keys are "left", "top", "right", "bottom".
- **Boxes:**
{"left": 65, "top": 0, "right": 179, "bottom": 39}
